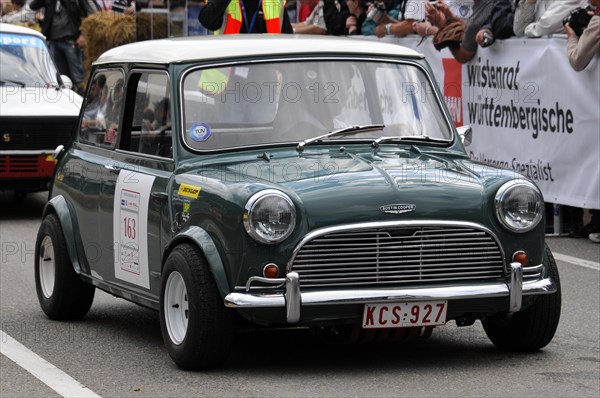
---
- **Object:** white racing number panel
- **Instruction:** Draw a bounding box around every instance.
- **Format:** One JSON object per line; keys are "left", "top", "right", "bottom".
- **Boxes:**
{"left": 362, "top": 301, "right": 448, "bottom": 329}
{"left": 112, "top": 171, "right": 156, "bottom": 289}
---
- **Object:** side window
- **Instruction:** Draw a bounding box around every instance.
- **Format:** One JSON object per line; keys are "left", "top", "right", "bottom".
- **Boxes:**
{"left": 79, "top": 69, "right": 125, "bottom": 148}
{"left": 127, "top": 72, "right": 172, "bottom": 158}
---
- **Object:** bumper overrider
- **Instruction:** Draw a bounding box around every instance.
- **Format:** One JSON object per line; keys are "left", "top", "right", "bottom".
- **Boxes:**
{"left": 224, "top": 262, "right": 557, "bottom": 323}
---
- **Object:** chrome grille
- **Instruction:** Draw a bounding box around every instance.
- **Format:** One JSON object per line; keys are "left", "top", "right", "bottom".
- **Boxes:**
{"left": 291, "top": 227, "right": 505, "bottom": 288}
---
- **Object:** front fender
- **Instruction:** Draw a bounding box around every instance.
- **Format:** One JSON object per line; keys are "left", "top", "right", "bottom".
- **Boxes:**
{"left": 164, "top": 226, "right": 231, "bottom": 299}
{"left": 42, "top": 195, "right": 84, "bottom": 274}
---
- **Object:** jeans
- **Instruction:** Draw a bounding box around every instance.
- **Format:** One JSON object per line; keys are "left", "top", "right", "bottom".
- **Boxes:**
{"left": 48, "top": 39, "right": 85, "bottom": 86}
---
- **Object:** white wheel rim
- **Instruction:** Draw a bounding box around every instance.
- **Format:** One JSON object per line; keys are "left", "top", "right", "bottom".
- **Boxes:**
{"left": 39, "top": 235, "right": 55, "bottom": 298}
{"left": 164, "top": 271, "right": 189, "bottom": 345}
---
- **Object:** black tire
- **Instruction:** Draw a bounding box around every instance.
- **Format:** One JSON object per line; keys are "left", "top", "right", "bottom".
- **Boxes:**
{"left": 482, "top": 244, "right": 561, "bottom": 351}
{"left": 159, "top": 244, "right": 233, "bottom": 370}
{"left": 34, "top": 214, "right": 95, "bottom": 320}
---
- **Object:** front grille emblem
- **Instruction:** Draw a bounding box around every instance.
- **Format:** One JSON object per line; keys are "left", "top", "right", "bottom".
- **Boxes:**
{"left": 380, "top": 204, "right": 416, "bottom": 214}
{"left": 2, "top": 133, "right": 10, "bottom": 143}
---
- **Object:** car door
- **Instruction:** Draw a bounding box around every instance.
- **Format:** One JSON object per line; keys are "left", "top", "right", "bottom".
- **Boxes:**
{"left": 97, "top": 70, "right": 174, "bottom": 303}
{"left": 60, "top": 68, "right": 125, "bottom": 275}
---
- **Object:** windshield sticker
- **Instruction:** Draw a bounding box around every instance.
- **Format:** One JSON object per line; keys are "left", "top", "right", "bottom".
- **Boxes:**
{"left": 178, "top": 183, "right": 201, "bottom": 199}
{"left": 0, "top": 33, "right": 45, "bottom": 49}
{"left": 190, "top": 123, "right": 211, "bottom": 142}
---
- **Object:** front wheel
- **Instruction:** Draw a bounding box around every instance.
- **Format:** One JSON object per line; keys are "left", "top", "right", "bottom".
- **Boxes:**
{"left": 159, "top": 244, "right": 233, "bottom": 370}
{"left": 34, "top": 214, "right": 95, "bottom": 319}
{"left": 482, "top": 244, "right": 561, "bottom": 351}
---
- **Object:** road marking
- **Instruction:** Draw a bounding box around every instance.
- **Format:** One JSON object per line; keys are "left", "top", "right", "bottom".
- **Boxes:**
{"left": 553, "top": 252, "right": 600, "bottom": 271}
{"left": 0, "top": 330, "right": 101, "bottom": 398}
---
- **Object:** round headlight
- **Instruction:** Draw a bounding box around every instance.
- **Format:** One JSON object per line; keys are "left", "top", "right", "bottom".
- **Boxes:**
{"left": 243, "top": 190, "right": 296, "bottom": 244}
{"left": 495, "top": 181, "right": 543, "bottom": 233}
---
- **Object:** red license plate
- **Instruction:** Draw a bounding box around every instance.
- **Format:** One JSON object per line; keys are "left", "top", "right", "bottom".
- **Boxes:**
{"left": 362, "top": 301, "right": 448, "bottom": 329}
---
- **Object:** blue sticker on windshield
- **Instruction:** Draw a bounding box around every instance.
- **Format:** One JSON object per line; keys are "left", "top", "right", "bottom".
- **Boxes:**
{"left": 190, "top": 123, "right": 211, "bottom": 142}
{"left": 0, "top": 33, "right": 45, "bottom": 49}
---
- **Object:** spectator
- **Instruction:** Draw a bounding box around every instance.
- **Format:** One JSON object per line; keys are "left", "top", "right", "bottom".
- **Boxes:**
{"left": 81, "top": 73, "right": 107, "bottom": 130}
{"left": 565, "top": 0, "right": 600, "bottom": 71}
{"left": 0, "top": 0, "right": 36, "bottom": 26}
{"left": 477, "top": 0, "right": 517, "bottom": 47}
{"left": 199, "top": 0, "right": 293, "bottom": 33}
{"left": 293, "top": 0, "right": 327, "bottom": 33}
{"left": 105, "top": 78, "right": 124, "bottom": 127}
{"left": 345, "top": 0, "right": 366, "bottom": 34}
{"left": 298, "top": 0, "right": 318, "bottom": 22}
{"left": 293, "top": 0, "right": 350, "bottom": 35}
{"left": 427, "top": 0, "right": 495, "bottom": 63}
{"left": 29, "top": 0, "right": 100, "bottom": 92}
{"left": 565, "top": 2, "right": 600, "bottom": 243}
{"left": 513, "top": 0, "right": 588, "bottom": 37}
{"left": 362, "top": 0, "right": 431, "bottom": 38}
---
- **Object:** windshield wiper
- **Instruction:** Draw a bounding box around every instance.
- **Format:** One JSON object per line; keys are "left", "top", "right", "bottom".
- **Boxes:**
{"left": 372, "top": 135, "right": 449, "bottom": 148}
{"left": 296, "top": 124, "right": 385, "bottom": 152}
{"left": 0, "top": 79, "right": 26, "bottom": 87}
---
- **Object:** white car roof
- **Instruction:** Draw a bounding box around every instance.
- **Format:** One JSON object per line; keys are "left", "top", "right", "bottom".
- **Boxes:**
{"left": 95, "top": 34, "right": 424, "bottom": 65}
{"left": 0, "top": 22, "right": 46, "bottom": 39}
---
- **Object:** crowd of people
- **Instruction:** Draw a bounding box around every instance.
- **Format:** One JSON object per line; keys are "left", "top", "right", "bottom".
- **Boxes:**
{"left": 2, "top": 1, "right": 598, "bottom": 82}
{"left": 2, "top": 0, "right": 599, "bottom": 242}
{"left": 272, "top": 0, "right": 599, "bottom": 71}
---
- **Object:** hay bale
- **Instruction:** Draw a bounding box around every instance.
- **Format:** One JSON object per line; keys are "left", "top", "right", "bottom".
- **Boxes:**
{"left": 135, "top": 12, "right": 168, "bottom": 42}
{"left": 80, "top": 11, "right": 136, "bottom": 85}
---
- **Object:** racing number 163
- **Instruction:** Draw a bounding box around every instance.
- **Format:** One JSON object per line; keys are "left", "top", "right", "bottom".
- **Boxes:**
{"left": 123, "top": 217, "right": 136, "bottom": 239}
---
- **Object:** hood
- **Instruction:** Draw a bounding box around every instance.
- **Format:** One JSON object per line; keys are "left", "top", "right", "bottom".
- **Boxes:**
{"left": 0, "top": 87, "right": 82, "bottom": 117}
{"left": 180, "top": 146, "right": 518, "bottom": 230}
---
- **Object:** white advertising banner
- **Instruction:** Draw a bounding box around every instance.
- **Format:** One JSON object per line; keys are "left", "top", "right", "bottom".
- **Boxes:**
{"left": 357, "top": 36, "right": 600, "bottom": 209}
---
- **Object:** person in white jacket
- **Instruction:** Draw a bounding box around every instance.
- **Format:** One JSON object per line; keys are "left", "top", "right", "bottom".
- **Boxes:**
{"left": 513, "top": 0, "right": 588, "bottom": 37}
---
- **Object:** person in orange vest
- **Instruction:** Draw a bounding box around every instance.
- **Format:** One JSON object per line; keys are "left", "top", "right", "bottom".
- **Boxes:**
{"left": 199, "top": 0, "right": 293, "bottom": 33}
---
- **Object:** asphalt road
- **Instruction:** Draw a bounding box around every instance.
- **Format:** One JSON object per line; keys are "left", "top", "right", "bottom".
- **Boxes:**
{"left": 1, "top": 192, "right": 599, "bottom": 398}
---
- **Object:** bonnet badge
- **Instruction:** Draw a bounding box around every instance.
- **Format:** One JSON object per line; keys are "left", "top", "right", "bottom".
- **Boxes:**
{"left": 380, "top": 204, "right": 416, "bottom": 214}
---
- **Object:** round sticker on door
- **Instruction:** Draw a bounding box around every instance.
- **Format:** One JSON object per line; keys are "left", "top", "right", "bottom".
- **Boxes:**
{"left": 190, "top": 123, "right": 211, "bottom": 142}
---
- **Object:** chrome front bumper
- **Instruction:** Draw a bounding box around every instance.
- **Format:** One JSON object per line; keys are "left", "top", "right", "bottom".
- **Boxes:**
{"left": 224, "top": 262, "right": 557, "bottom": 324}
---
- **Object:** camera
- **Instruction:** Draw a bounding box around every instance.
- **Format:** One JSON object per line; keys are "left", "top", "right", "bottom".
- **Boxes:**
{"left": 562, "top": 6, "right": 593, "bottom": 37}
{"left": 482, "top": 31, "right": 495, "bottom": 47}
{"left": 366, "top": 1, "right": 386, "bottom": 23}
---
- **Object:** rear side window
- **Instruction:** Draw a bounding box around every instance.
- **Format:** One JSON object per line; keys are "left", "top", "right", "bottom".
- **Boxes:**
{"left": 124, "top": 71, "right": 172, "bottom": 158}
{"left": 79, "top": 69, "right": 125, "bottom": 149}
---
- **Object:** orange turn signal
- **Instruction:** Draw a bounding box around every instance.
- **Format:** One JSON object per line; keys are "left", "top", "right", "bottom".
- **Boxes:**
{"left": 263, "top": 263, "right": 280, "bottom": 279}
{"left": 512, "top": 251, "right": 529, "bottom": 266}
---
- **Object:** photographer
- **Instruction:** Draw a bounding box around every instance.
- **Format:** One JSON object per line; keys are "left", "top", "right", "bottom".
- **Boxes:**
{"left": 565, "top": 0, "right": 600, "bottom": 71}
{"left": 513, "top": 0, "right": 587, "bottom": 37}
{"left": 476, "top": 0, "right": 517, "bottom": 48}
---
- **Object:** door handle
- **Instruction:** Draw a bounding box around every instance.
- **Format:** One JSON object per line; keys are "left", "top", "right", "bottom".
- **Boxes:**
{"left": 104, "top": 164, "right": 121, "bottom": 174}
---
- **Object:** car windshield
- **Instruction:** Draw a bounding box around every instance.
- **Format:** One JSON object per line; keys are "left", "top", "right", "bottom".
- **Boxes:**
{"left": 182, "top": 60, "right": 452, "bottom": 151}
{"left": 0, "top": 32, "right": 59, "bottom": 87}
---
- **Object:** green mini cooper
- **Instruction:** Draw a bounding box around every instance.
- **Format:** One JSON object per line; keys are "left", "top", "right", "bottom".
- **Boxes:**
{"left": 35, "top": 35, "right": 560, "bottom": 370}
